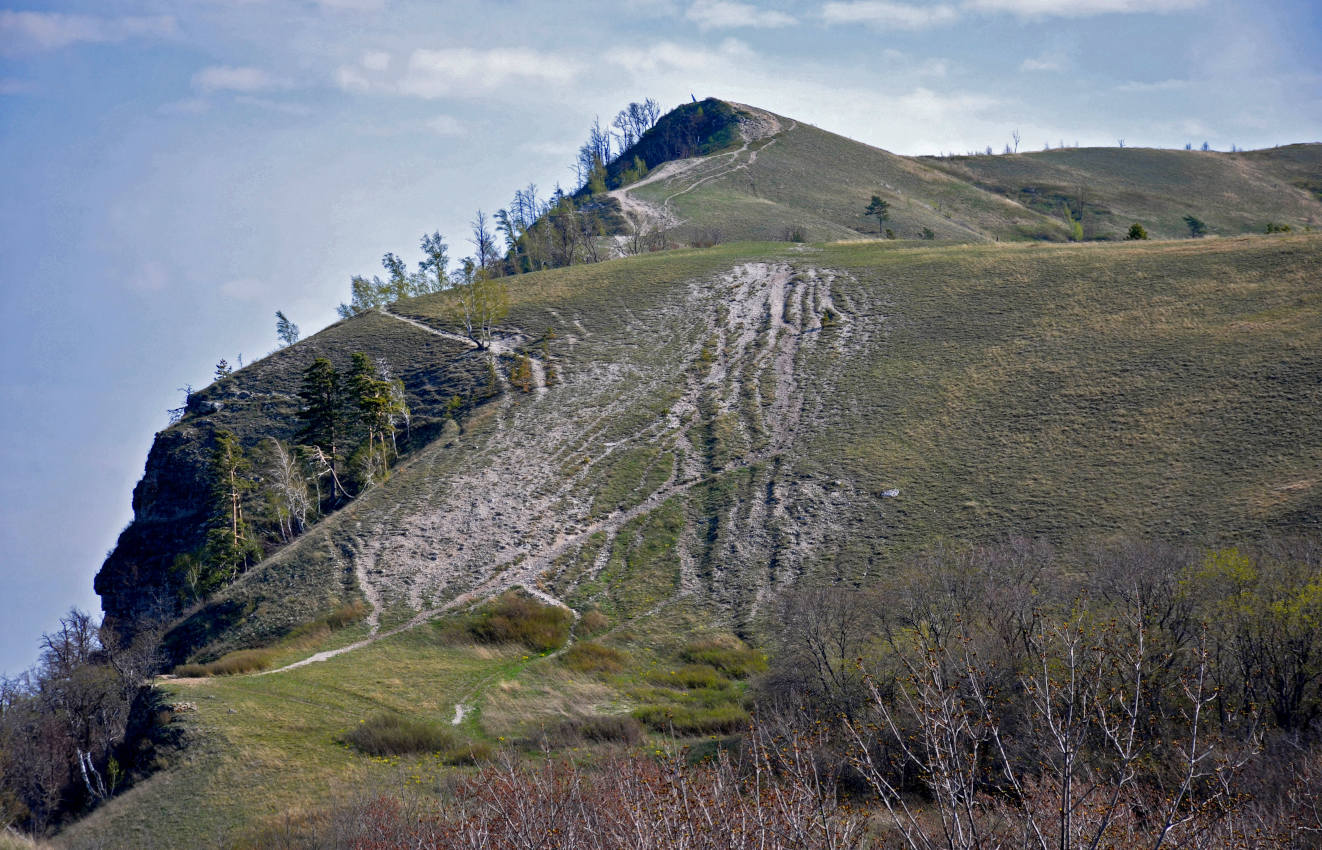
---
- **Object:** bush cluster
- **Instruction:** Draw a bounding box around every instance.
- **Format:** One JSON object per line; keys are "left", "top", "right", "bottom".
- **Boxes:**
{"left": 342, "top": 713, "right": 489, "bottom": 763}
{"left": 466, "top": 592, "right": 572, "bottom": 653}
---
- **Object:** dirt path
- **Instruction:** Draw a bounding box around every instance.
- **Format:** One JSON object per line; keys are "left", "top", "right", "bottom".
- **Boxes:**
{"left": 608, "top": 106, "right": 793, "bottom": 235}
{"left": 260, "top": 261, "right": 856, "bottom": 677}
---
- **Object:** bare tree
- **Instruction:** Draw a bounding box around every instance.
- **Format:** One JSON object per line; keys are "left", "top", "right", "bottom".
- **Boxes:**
{"left": 469, "top": 210, "right": 499, "bottom": 271}
{"left": 448, "top": 269, "right": 509, "bottom": 350}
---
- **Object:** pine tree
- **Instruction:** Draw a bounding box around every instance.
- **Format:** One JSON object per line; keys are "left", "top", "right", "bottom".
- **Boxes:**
{"left": 202, "top": 429, "right": 260, "bottom": 589}
{"left": 296, "top": 358, "right": 346, "bottom": 501}
{"left": 344, "top": 353, "right": 409, "bottom": 487}
{"left": 864, "top": 195, "right": 890, "bottom": 234}
{"left": 275, "top": 311, "right": 300, "bottom": 347}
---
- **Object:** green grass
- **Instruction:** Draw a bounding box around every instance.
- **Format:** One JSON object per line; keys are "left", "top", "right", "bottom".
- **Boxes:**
{"left": 927, "top": 144, "right": 1322, "bottom": 240}
{"left": 58, "top": 625, "right": 526, "bottom": 849}
{"left": 562, "top": 641, "right": 627, "bottom": 674}
{"left": 577, "top": 496, "right": 685, "bottom": 618}
{"left": 804, "top": 235, "right": 1322, "bottom": 558}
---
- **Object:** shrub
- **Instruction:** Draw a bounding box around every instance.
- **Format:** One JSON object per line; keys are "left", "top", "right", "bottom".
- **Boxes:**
{"left": 1184, "top": 214, "right": 1208, "bottom": 237}
{"left": 1265, "top": 222, "right": 1292, "bottom": 234}
{"left": 1126, "top": 222, "right": 1149, "bottom": 240}
{"left": 632, "top": 703, "right": 748, "bottom": 736}
{"left": 579, "top": 609, "right": 609, "bottom": 636}
{"left": 173, "top": 648, "right": 274, "bottom": 677}
{"left": 509, "top": 355, "right": 534, "bottom": 392}
{"left": 342, "top": 713, "right": 476, "bottom": 759}
{"left": 286, "top": 601, "right": 369, "bottom": 643}
{"left": 680, "top": 639, "right": 767, "bottom": 679}
{"left": 563, "top": 641, "right": 626, "bottom": 674}
{"left": 468, "top": 592, "right": 572, "bottom": 653}
{"left": 541, "top": 715, "right": 644, "bottom": 748}
{"left": 919, "top": 226, "right": 936, "bottom": 240}
{"left": 650, "top": 664, "right": 728, "bottom": 690}
{"left": 781, "top": 225, "right": 807, "bottom": 243}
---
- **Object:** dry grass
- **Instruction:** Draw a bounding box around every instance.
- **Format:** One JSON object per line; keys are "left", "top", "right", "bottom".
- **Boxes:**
{"left": 172, "top": 648, "right": 275, "bottom": 677}
{"left": 561, "top": 641, "right": 626, "bottom": 674}
{"left": 467, "top": 592, "right": 572, "bottom": 653}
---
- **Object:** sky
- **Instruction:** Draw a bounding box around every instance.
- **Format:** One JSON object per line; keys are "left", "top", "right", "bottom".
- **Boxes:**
{"left": 1, "top": 0, "right": 1319, "bottom": 676}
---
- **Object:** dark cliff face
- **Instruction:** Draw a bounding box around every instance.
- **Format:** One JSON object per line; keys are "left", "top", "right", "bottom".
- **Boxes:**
{"left": 94, "top": 427, "right": 213, "bottom": 633}
{"left": 94, "top": 310, "right": 498, "bottom": 641}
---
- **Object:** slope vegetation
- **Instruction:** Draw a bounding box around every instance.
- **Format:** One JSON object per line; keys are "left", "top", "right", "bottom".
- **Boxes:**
{"left": 73, "top": 98, "right": 1322, "bottom": 847}
{"left": 606, "top": 102, "right": 1322, "bottom": 244}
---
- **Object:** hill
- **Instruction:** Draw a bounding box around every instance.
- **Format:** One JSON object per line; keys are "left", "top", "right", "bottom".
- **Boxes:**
{"left": 603, "top": 101, "right": 1322, "bottom": 244}
{"left": 49, "top": 101, "right": 1322, "bottom": 846}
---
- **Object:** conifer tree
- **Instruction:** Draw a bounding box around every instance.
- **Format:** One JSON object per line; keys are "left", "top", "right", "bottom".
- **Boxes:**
{"left": 275, "top": 311, "right": 300, "bottom": 347}
{"left": 203, "top": 429, "right": 260, "bottom": 588}
{"left": 296, "top": 358, "right": 346, "bottom": 501}
{"left": 864, "top": 195, "right": 890, "bottom": 234}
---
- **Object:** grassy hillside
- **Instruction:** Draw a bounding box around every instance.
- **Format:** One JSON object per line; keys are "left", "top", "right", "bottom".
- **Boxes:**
{"left": 626, "top": 114, "right": 1069, "bottom": 243}
{"left": 63, "top": 231, "right": 1322, "bottom": 847}
{"left": 926, "top": 144, "right": 1322, "bottom": 239}
{"left": 613, "top": 104, "right": 1321, "bottom": 245}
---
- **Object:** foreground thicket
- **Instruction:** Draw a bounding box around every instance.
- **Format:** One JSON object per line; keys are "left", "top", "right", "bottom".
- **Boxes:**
{"left": 241, "top": 731, "right": 863, "bottom": 850}
{"left": 759, "top": 536, "right": 1322, "bottom": 848}
{"left": 252, "top": 536, "right": 1322, "bottom": 849}
{"left": 0, "top": 612, "right": 161, "bottom": 835}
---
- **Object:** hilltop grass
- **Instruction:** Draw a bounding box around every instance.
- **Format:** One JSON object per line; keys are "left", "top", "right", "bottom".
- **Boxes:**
{"left": 928, "top": 145, "right": 1322, "bottom": 240}
{"left": 804, "top": 234, "right": 1322, "bottom": 561}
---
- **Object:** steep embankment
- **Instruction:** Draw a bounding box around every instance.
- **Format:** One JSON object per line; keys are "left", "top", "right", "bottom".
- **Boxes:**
{"left": 66, "top": 233, "right": 1322, "bottom": 849}
{"left": 155, "top": 233, "right": 1322, "bottom": 669}
{"left": 94, "top": 311, "right": 496, "bottom": 639}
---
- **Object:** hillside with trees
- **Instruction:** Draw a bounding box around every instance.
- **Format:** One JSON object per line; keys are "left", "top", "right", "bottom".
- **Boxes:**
{"left": 6, "top": 99, "right": 1322, "bottom": 848}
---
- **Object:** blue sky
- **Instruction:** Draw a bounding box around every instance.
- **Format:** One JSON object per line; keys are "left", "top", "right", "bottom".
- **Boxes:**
{"left": 1, "top": 0, "right": 1319, "bottom": 675}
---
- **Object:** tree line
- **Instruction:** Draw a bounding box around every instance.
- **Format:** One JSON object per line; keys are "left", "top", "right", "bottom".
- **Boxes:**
{"left": 1, "top": 610, "right": 163, "bottom": 835}
{"left": 176, "top": 353, "right": 411, "bottom": 601}
{"left": 334, "top": 98, "right": 669, "bottom": 319}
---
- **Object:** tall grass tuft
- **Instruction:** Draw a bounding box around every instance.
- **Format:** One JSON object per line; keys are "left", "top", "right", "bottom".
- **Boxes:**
{"left": 173, "top": 648, "right": 274, "bottom": 677}
{"left": 342, "top": 713, "right": 490, "bottom": 762}
{"left": 467, "top": 592, "right": 572, "bottom": 652}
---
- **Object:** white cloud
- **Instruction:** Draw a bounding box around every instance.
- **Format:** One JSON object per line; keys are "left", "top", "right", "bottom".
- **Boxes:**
{"left": 686, "top": 1, "right": 796, "bottom": 29}
{"left": 361, "top": 50, "right": 391, "bottom": 72}
{"left": 159, "top": 97, "right": 210, "bottom": 115}
{"left": 966, "top": 0, "right": 1204, "bottom": 17}
{"left": 219, "top": 277, "right": 264, "bottom": 300}
{"left": 0, "top": 11, "right": 175, "bottom": 54}
{"left": 235, "top": 95, "right": 314, "bottom": 116}
{"left": 313, "top": 0, "right": 387, "bottom": 9}
{"left": 820, "top": 2, "right": 959, "bottom": 29}
{"left": 426, "top": 114, "right": 466, "bottom": 136}
{"left": 396, "top": 48, "right": 583, "bottom": 99}
{"left": 1115, "top": 78, "right": 1191, "bottom": 92}
{"left": 192, "top": 66, "right": 286, "bottom": 93}
{"left": 605, "top": 38, "right": 754, "bottom": 76}
{"left": 335, "top": 65, "right": 371, "bottom": 92}
{"left": 1020, "top": 55, "right": 1062, "bottom": 72}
